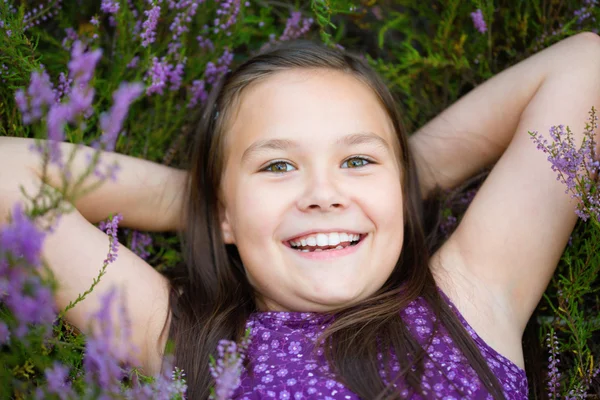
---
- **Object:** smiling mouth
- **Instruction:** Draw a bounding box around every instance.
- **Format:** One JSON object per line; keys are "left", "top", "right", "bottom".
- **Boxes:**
{"left": 285, "top": 234, "right": 367, "bottom": 253}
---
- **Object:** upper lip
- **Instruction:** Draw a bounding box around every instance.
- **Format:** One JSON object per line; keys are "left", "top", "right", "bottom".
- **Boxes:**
{"left": 283, "top": 229, "right": 367, "bottom": 242}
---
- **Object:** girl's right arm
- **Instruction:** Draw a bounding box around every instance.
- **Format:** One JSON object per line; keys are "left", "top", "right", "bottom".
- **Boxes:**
{"left": 0, "top": 136, "right": 188, "bottom": 232}
{"left": 0, "top": 137, "right": 176, "bottom": 375}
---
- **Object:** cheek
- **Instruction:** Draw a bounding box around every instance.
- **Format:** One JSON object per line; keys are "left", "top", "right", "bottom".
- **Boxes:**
{"left": 361, "top": 173, "right": 404, "bottom": 227}
{"left": 233, "top": 182, "right": 288, "bottom": 241}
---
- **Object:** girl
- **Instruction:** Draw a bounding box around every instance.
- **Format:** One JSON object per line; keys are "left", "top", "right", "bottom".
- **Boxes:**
{"left": 2, "top": 33, "right": 600, "bottom": 399}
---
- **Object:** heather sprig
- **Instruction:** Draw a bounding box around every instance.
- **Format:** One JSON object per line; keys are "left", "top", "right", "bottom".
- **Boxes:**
{"left": 470, "top": 9, "right": 487, "bottom": 34}
{"left": 97, "top": 82, "right": 144, "bottom": 152}
{"left": 22, "top": 0, "right": 63, "bottom": 31}
{"left": 546, "top": 330, "right": 561, "bottom": 399}
{"left": 41, "top": 361, "right": 76, "bottom": 400}
{"left": 57, "top": 213, "right": 123, "bottom": 320}
{"left": 528, "top": 107, "right": 600, "bottom": 228}
{"left": 0, "top": 203, "right": 55, "bottom": 340}
{"left": 124, "top": 229, "right": 153, "bottom": 260}
{"left": 212, "top": 0, "right": 241, "bottom": 36}
{"left": 209, "top": 328, "right": 252, "bottom": 400}
{"left": 167, "top": 0, "right": 203, "bottom": 55}
{"left": 279, "top": 11, "right": 314, "bottom": 42}
{"left": 83, "top": 286, "right": 138, "bottom": 395}
{"left": 17, "top": 41, "right": 103, "bottom": 166}
{"left": 140, "top": 3, "right": 161, "bottom": 47}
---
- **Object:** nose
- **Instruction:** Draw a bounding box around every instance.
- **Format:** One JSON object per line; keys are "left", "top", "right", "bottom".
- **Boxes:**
{"left": 297, "top": 170, "right": 349, "bottom": 212}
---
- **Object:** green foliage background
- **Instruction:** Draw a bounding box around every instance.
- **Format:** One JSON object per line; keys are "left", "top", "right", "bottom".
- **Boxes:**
{"left": 1, "top": 0, "right": 600, "bottom": 398}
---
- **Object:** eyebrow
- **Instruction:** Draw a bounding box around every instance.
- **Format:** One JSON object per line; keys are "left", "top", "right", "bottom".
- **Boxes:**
{"left": 241, "top": 132, "right": 391, "bottom": 164}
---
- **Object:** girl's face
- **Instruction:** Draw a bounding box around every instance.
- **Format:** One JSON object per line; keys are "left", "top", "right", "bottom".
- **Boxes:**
{"left": 219, "top": 69, "right": 404, "bottom": 312}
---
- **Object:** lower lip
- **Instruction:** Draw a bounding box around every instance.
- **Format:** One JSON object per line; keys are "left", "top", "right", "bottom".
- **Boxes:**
{"left": 284, "top": 234, "right": 367, "bottom": 260}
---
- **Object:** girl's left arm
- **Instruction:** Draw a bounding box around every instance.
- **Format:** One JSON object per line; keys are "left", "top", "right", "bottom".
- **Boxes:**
{"left": 409, "top": 32, "right": 600, "bottom": 201}
{"left": 409, "top": 32, "right": 600, "bottom": 335}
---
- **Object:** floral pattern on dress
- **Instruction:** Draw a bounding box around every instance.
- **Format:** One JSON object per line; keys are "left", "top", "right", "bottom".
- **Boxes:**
{"left": 233, "top": 290, "right": 528, "bottom": 399}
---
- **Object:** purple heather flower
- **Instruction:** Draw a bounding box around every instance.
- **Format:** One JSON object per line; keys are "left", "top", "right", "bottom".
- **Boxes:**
{"left": 0, "top": 203, "right": 56, "bottom": 338}
{"left": 68, "top": 41, "right": 102, "bottom": 87}
{"left": 530, "top": 108, "right": 600, "bottom": 223}
{"left": 97, "top": 213, "right": 124, "bottom": 264}
{"left": 470, "top": 9, "right": 487, "bottom": 34}
{"left": 574, "top": 0, "right": 598, "bottom": 25}
{"left": 124, "top": 230, "right": 153, "bottom": 260}
{"left": 126, "top": 56, "right": 139, "bottom": 69}
{"left": 101, "top": 0, "right": 120, "bottom": 14}
{"left": 15, "top": 70, "right": 55, "bottom": 125}
{"left": 546, "top": 331, "right": 561, "bottom": 397}
{"left": 54, "top": 72, "right": 72, "bottom": 102}
{"left": 45, "top": 104, "right": 70, "bottom": 163}
{"left": 279, "top": 11, "right": 313, "bottom": 41}
{"left": 4, "top": 268, "right": 55, "bottom": 339}
{"left": 23, "top": 0, "right": 62, "bottom": 30}
{"left": 169, "top": 60, "right": 185, "bottom": 91}
{"left": 90, "top": 16, "right": 100, "bottom": 26}
{"left": 188, "top": 79, "right": 208, "bottom": 108}
{"left": 0, "top": 203, "right": 46, "bottom": 268}
{"left": 44, "top": 362, "right": 75, "bottom": 400}
{"left": 28, "top": 71, "right": 57, "bottom": 117}
{"left": 197, "top": 35, "right": 215, "bottom": 51}
{"left": 83, "top": 287, "right": 136, "bottom": 394}
{"left": 213, "top": 0, "right": 241, "bottom": 35}
{"left": 146, "top": 57, "right": 170, "bottom": 95}
{"left": 140, "top": 4, "right": 161, "bottom": 47}
{"left": 61, "top": 27, "right": 79, "bottom": 50}
{"left": 205, "top": 48, "right": 233, "bottom": 85}
{"left": 168, "top": 0, "right": 203, "bottom": 55}
{"left": 67, "top": 83, "right": 95, "bottom": 119}
{"left": 98, "top": 82, "right": 144, "bottom": 152}
{"left": 209, "top": 333, "right": 251, "bottom": 400}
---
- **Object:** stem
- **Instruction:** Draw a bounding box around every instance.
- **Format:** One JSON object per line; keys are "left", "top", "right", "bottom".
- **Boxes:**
{"left": 56, "top": 232, "right": 116, "bottom": 320}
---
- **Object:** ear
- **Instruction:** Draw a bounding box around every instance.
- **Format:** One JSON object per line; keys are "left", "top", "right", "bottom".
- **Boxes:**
{"left": 219, "top": 201, "right": 236, "bottom": 244}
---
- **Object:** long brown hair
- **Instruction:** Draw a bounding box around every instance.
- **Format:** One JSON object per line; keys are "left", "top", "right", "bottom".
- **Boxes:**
{"left": 163, "top": 40, "right": 508, "bottom": 399}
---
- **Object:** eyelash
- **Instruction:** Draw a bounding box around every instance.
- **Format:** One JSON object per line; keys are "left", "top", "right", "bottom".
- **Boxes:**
{"left": 261, "top": 156, "right": 374, "bottom": 174}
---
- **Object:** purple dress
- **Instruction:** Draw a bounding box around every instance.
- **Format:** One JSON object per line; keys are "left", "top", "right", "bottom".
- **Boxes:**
{"left": 233, "top": 288, "right": 528, "bottom": 399}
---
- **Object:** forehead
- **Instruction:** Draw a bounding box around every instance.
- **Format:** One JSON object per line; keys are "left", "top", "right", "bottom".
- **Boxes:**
{"left": 225, "top": 68, "right": 397, "bottom": 160}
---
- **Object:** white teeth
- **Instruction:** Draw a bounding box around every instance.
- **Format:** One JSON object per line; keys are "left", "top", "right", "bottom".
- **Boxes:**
{"left": 316, "top": 233, "right": 328, "bottom": 246}
{"left": 314, "top": 248, "right": 323, "bottom": 252}
{"left": 301, "top": 249, "right": 309, "bottom": 252}
{"left": 328, "top": 232, "right": 340, "bottom": 246}
{"left": 288, "top": 232, "right": 364, "bottom": 249}
{"left": 335, "top": 245, "right": 344, "bottom": 250}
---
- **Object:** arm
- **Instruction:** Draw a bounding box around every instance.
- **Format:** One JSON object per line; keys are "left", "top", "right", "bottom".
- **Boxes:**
{"left": 0, "top": 139, "right": 173, "bottom": 375}
{"left": 408, "top": 32, "right": 600, "bottom": 362}
{"left": 0, "top": 136, "right": 188, "bottom": 232}
{"left": 409, "top": 33, "right": 600, "bottom": 200}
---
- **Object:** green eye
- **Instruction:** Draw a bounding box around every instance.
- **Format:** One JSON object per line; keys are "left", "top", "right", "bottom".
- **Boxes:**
{"left": 264, "top": 161, "right": 295, "bottom": 173}
{"left": 262, "top": 156, "right": 372, "bottom": 174}
{"left": 342, "top": 157, "right": 371, "bottom": 168}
